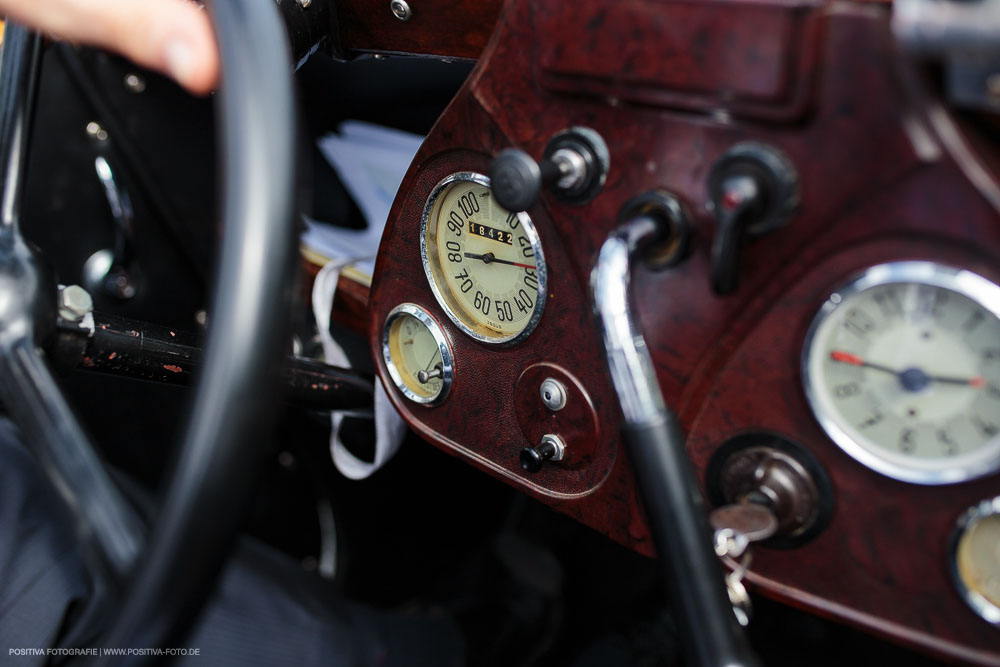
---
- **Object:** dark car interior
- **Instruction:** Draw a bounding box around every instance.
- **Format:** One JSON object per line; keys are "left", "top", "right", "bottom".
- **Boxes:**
{"left": 2, "top": 0, "right": 999, "bottom": 664}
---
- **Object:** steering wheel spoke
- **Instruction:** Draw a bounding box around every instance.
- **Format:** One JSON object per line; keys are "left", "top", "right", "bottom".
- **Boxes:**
{"left": 0, "top": 24, "right": 145, "bottom": 590}
{"left": 0, "top": 335, "right": 145, "bottom": 581}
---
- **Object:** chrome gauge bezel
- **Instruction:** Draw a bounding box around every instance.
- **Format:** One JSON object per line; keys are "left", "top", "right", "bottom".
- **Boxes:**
{"left": 801, "top": 261, "right": 1000, "bottom": 485}
{"left": 382, "top": 303, "right": 454, "bottom": 406}
{"left": 949, "top": 496, "right": 1000, "bottom": 626}
{"left": 420, "top": 172, "right": 548, "bottom": 346}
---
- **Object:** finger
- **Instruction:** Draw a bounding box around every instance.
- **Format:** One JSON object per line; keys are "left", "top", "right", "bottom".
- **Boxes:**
{"left": 0, "top": 0, "right": 219, "bottom": 95}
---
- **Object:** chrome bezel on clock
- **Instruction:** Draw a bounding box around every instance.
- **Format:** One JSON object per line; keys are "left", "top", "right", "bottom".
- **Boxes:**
{"left": 419, "top": 172, "right": 547, "bottom": 346}
{"left": 949, "top": 496, "right": 1000, "bottom": 627}
{"left": 801, "top": 261, "right": 1000, "bottom": 485}
{"left": 382, "top": 303, "right": 454, "bottom": 406}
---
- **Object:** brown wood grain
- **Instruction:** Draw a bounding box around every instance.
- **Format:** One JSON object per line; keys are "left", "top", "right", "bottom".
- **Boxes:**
{"left": 367, "top": 0, "right": 1000, "bottom": 662}
{"left": 337, "top": 0, "right": 502, "bottom": 59}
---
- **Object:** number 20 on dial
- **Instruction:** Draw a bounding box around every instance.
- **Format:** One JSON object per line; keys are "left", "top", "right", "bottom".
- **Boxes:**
{"left": 420, "top": 173, "right": 547, "bottom": 345}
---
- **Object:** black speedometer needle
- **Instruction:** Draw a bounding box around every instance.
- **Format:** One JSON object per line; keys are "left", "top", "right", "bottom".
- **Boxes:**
{"left": 464, "top": 252, "right": 535, "bottom": 270}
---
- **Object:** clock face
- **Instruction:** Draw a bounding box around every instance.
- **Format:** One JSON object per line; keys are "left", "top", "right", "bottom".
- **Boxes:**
{"left": 421, "top": 173, "right": 546, "bottom": 345}
{"left": 802, "top": 262, "right": 1000, "bottom": 485}
{"left": 382, "top": 304, "right": 453, "bottom": 406}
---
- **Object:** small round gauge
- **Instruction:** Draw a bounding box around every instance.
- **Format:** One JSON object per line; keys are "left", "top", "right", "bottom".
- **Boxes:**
{"left": 802, "top": 262, "right": 1000, "bottom": 485}
{"left": 951, "top": 497, "right": 1000, "bottom": 626}
{"left": 382, "top": 304, "right": 454, "bottom": 405}
{"left": 421, "top": 172, "right": 547, "bottom": 345}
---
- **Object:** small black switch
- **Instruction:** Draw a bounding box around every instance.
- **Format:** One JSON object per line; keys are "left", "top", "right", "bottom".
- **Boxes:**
{"left": 519, "top": 434, "right": 566, "bottom": 473}
{"left": 707, "top": 142, "right": 799, "bottom": 295}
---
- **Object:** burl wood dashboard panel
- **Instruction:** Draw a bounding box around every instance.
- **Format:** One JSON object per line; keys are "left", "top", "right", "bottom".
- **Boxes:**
{"left": 368, "top": 0, "right": 1000, "bottom": 663}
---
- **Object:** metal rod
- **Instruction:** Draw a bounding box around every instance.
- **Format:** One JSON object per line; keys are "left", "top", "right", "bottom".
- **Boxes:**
{"left": 73, "top": 313, "right": 374, "bottom": 412}
{"left": 55, "top": 44, "right": 208, "bottom": 285}
{"left": 592, "top": 214, "right": 760, "bottom": 667}
{"left": 0, "top": 336, "right": 145, "bottom": 583}
{"left": 0, "top": 25, "right": 43, "bottom": 231}
{"left": 0, "top": 23, "right": 144, "bottom": 595}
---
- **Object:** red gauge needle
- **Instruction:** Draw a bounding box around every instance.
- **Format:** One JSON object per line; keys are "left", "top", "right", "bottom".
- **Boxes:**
{"left": 829, "top": 350, "right": 985, "bottom": 388}
{"left": 464, "top": 252, "right": 536, "bottom": 270}
{"left": 830, "top": 350, "right": 894, "bottom": 373}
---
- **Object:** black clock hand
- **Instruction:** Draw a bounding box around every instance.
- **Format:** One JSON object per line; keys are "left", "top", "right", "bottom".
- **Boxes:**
{"left": 463, "top": 252, "right": 536, "bottom": 270}
{"left": 831, "top": 351, "right": 985, "bottom": 388}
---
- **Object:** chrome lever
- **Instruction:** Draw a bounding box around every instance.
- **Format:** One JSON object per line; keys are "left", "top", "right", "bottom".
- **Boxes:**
{"left": 84, "top": 156, "right": 138, "bottom": 299}
{"left": 592, "top": 209, "right": 760, "bottom": 667}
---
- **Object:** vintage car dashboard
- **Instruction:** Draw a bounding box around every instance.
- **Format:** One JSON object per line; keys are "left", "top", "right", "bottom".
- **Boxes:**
{"left": 361, "top": 0, "right": 1000, "bottom": 663}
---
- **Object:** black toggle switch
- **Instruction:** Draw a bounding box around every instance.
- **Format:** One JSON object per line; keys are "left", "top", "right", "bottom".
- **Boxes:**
{"left": 490, "top": 127, "right": 609, "bottom": 214}
{"left": 519, "top": 434, "right": 566, "bottom": 473}
{"left": 707, "top": 143, "right": 799, "bottom": 295}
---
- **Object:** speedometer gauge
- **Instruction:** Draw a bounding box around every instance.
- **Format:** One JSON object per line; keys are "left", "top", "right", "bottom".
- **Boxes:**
{"left": 802, "top": 262, "right": 1000, "bottom": 485}
{"left": 421, "top": 173, "right": 547, "bottom": 345}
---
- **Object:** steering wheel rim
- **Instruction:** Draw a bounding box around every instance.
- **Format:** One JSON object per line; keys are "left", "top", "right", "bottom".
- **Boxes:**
{"left": 0, "top": 0, "right": 299, "bottom": 656}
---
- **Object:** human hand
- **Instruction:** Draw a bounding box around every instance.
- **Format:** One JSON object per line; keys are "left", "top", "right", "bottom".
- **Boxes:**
{"left": 0, "top": 0, "right": 219, "bottom": 95}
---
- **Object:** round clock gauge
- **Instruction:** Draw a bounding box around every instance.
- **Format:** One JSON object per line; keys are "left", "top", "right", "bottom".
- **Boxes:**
{"left": 382, "top": 304, "right": 454, "bottom": 405}
{"left": 951, "top": 497, "right": 1000, "bottom": 626}
{"left": 420, "top": 172, "right": 547, "bottom": 345}
{"left": 802, "top": 262, "right": 1000, "bottom": 485}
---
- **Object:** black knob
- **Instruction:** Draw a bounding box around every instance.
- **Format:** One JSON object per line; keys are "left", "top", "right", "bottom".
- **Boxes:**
{"left": 519, "top": 435, "right": 566, "bottom": 473}
{"left": 490, "top": 148, "right": 558, "bottom": 214}
{"left": 489, "top": 127, "right": 610, "bottom": 214}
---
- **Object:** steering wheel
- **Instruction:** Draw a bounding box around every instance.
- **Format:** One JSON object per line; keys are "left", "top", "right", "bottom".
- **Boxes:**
{"left": 0, "top": 0, "right": 298, "bottom": 654}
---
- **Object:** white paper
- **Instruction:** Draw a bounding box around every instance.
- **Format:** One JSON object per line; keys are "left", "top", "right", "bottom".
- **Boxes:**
{"left": 301, "top": 121, "right": 424, "bottom": 278}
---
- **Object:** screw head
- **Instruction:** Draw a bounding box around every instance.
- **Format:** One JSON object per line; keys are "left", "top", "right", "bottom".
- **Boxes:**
{"left": 124, "top": 73, "right": 146, "bottom": 93}
{"left": 86, "top": 122, "right": 108, "bottom": 142}
{"left": 58, "top": 285, "right": 93, "bottom": 322}
{"left": 278, "top": 451, "right": 296, "bottom": 469}
{"left": 390, "top": 0, "right": 412, "bottom": 21}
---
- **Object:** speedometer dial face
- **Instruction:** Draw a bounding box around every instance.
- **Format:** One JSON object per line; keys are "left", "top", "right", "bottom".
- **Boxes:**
{"left": 802, "top": 262, "right": 1000, "bottom": 485}
{"left": 421, "top": 173, "right": 547, "bottom": 345}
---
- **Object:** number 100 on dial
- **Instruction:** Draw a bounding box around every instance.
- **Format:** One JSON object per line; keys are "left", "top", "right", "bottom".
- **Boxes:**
{"left": 420, "top": 173, "right": 547, "bottom": 345}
